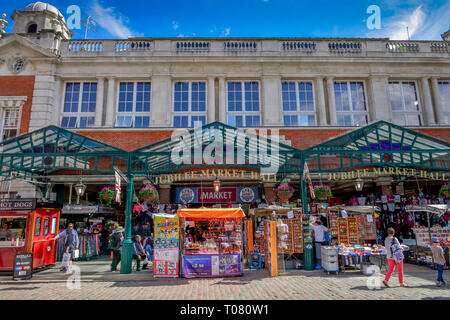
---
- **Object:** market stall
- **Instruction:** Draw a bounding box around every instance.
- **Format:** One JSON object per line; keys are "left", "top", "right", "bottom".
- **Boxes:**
{"left": 178, "top": 208, "right": 245, "bottom": 278}
{"left": 405, "top": 204, "right": 449, "bottom": 268}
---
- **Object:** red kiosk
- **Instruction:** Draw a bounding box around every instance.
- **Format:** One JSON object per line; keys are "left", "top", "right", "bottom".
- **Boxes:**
{"left": 0, "top": 200, "right": 60, "bottom": 271}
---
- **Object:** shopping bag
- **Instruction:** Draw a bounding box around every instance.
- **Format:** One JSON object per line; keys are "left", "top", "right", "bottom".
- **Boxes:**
{"left": 73, "top": 249, "right": 80, "bottom": 259}
{"left": 62, "top": 253, "right": 70, "bottom": 267}
{"left": 143, "top": 257, "right": 149, "bottom": 264}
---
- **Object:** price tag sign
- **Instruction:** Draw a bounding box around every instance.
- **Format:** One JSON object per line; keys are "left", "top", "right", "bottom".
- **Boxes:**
{"left": 287, "top": 211, "right": 294, "bottom": 219}
{"left": 13, "top": 252, "right": 33, "bottom": 280}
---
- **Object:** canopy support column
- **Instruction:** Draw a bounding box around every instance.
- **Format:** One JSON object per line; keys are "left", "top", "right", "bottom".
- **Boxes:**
{"left": 120, "top": 174, "right": 134, "bottom": 274}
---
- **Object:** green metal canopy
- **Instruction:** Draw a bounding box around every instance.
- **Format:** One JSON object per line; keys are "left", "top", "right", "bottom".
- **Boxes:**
{"left": 130, "top": 121, "right": 303, "bottom": 175}
{"left": 304, "top": 121, "right": 450, "bottom": 172}
{"left": 0, "top": 125, "right": 128, "bottom": 179}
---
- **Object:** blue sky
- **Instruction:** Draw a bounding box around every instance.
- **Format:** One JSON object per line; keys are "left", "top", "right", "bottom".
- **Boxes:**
{"left": 2, "top": 0, "right": 450, "bottom": 40}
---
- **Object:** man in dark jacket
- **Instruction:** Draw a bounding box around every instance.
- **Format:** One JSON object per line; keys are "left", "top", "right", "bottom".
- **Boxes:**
{"left": 110, "top": 226, "right": 124, "bottom": 272}
{"left": 133, "top": 235, "right": 148, "bottom": 271}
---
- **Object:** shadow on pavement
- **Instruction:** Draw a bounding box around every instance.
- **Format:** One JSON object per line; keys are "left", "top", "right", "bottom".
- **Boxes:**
{"left": 110, "top": 278, "right": 191, "bottom": 287}
{"left": 0, "top": 286, "right": 40, "bottom": 291}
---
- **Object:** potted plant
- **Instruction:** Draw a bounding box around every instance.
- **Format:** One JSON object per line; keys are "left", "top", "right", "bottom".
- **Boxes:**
{"left": 99, "top": 186, "right": 115, "bottom": 207}
{"left": 313, "top": 185, "right": 333, "bottom": 202}
{"left": 439, "top": 183, "right": 450, "bottom": 198}
{"left": 276, "top": 185, "right": 294, "bottom": 203}
{"left": 138, "top": 185, "right": 159, "bottom": 204}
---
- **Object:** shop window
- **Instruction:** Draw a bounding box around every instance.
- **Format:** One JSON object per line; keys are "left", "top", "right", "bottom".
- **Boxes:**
{"left": 116, "top": 82, "right": 151, "bottom": 128}
{"left": 389, "top": 81, "right": 422, "bottom": 126}
{"left": 227, "top": 81, "right": 261, "bottom": 127}
{"left": 34, "top": 217, "right": 41, "bottom": 236}
{"left": 282, "top": 81, "right": 316, "bottom": 126}
{"left": 61, "top": 82, "right": 97, "bottom": 128}
{"left": 0, "top": 216, "right": 27, "bottom": 247}
{"left": 51, "top": 217, "right": 57, "bottom": 235}
{"left": 334, "top": 81, "right": 368, "bottom": 126}
{"left": 43, "top": 217, "right": 49, "bottom": 236}
{"left": 173, "top": 81, "right": 207, "bottom": 127}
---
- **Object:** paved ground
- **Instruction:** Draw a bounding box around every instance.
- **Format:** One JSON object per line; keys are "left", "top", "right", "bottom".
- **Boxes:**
{"left": 0, "top": 256, "right": 448, "bottom": 300}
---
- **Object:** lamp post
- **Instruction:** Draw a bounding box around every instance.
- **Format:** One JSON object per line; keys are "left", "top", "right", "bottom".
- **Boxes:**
{"left": 354, "top": 178, "right": 364, "bottom": 192}
{"left": 74, "top": 178, "right": 86, "bottom": 204}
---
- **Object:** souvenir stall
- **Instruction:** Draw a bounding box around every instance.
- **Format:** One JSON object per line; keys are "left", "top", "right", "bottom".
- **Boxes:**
{"left": 178, "top": 208, "right": 245, "bottom": 278}
{"left": 406, "top": 204, "right": 449, "bottom": 268}
{"left": 248, "top": 207, "right": 303, "bottom": 271}
{"left": 323, "top": 206, "right": 385, "bottom": 273}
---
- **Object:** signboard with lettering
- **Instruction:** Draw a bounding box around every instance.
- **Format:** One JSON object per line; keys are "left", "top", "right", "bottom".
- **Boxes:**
{"left": 182, "top": 254, "right": 242, "bottom": 277}
{"left": 0, "top": 199, "right": 36, "bottom": 211}
{"left": 176, "top": 187, "right": 258, "bottom": 204}
{"left": 153, "top": 214, "right": 179, "bottom": 278}
{"left": 13, "top": 252, "right": 33, "bottom": 280}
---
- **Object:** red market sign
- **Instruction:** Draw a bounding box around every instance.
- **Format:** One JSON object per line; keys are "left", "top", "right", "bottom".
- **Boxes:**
{"left": 198, "top": 188, "right": 237, "bottom": 203}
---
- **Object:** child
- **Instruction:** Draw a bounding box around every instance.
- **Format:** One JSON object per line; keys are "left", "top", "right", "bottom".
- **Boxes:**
{"left": 430, "top": 237, "right": 446, "bottom": 287}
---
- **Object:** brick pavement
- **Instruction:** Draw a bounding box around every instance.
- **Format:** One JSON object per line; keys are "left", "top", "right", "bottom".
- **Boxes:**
{"left": 0, "top": 257, "right": 448, "bottom": 300}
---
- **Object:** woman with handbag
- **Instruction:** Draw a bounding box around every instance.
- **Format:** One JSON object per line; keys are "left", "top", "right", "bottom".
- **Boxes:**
{"left": 383, "top": 227, "right": 408, "bottom": 288}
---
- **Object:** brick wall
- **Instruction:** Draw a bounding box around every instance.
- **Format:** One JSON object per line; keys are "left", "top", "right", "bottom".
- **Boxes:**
{"left": 74, "top": 127, "right": 450, "bottom": 151}
{"left": 0, "top": 76, "right": 35, "bottom": 134}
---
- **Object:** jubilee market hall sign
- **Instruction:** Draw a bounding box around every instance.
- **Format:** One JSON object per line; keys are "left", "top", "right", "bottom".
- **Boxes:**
{"left": 328, "top": 167, "right": 448, "bottom": 181}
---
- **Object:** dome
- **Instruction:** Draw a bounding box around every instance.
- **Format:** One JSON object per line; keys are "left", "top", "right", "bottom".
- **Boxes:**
{"left": 24, "top": 2, "right": 64, "bottom": 21}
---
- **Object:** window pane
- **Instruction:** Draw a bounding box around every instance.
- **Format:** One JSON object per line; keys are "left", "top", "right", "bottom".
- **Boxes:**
{"left": 389, "top": 82, "right": 403, "bottom": 111}
{"left": 64, "top": 83, "right": 80, "bottom": 113}
{"left": 61, "top": 117, "right": 77, "bottom": 128}
{"left": 350, "top": 82, "right": 366, "bottom": 111}
{"left": 244, "top": 81, "right": 259, "bottom": 112}
{"left": 118, "top": 82, "right": 134, "bottom": 112}
{"left": 34, "top": 217, "right": 41, "bottom": 236}
{"left": 334, "top": 82, "right": 350, "bottom": 111}
{"left": 337, "top": 115, "right": 352, "bottom": 126}
{"left": 228, "top": 115, "right": 243, "bottom": 127}
{"left": 115, "top": 116, "right": 133, "bottom": 127}
{"left": 438, "top": 82, "right": 450, "bottom": 112}
{"left": 282, "top": 82, "right": 297, "bottom": 112}
{"left": 353, "top": 114, "right": 368, "bottom": 126}
{"left": 136, "top": 82, "right": 151, "bottom": 112}
{"left": 191, "top": 116, "right": 206, "bottom": 127}
{"left": 228, "top": 82, "right": 242, "bottom": 112}
{"left": 191, "top": 82, "right": 206, "bottom": 112}
{"left": 406, "top": 114, "right": 421, "bottom": 126}
{"left": 283, "top": 115, "right": 298, "bottom": 127}
{"left": 81, "top": 83, "right": 97, "bottom": 113}
{"left": 392, "top": 113, "right": 405, "bottom": 125}
{"left": 135, "top": 116, "right": 150, "bottom": 128}
{"left": 43, "top": 218, "right": 49, "bottom": 236}
{"left": 299, "top": 115, "right": 316, "bottom": 126}
{"left": 402, "top": 82, "right": 419, "bottom": 111}
{"left": 174, "top": 116, "right": 189, "bottom": 128}
{"left": 299, "top": 81, "right": 314, "bottom": 112}
{"left": 79, "top": 116, "right": 95, "bottom": 128}
{"left": 51, "top": 217, "right": 57, "bottom": 235}
{"left": 245, "top": 115, "right": 260, "bottom": 127}
{"left": 174, "top": 82, "right": 189, "bottom": 112}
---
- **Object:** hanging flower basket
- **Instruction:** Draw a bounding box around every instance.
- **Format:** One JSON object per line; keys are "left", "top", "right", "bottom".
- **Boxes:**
{"left": 138, "top": 186, "right": 159, "bottom": 204}
{"left": 439, "top": 183, "right": 450, "bottom": 198}
{"left": 313, "top": 185, "right": 333, "bottom": 202}
{"left": 276, "top": 185, "right": 294, "bottom": 203}
{"left": 98, "top": 187, "right": 115, "bottom": 207}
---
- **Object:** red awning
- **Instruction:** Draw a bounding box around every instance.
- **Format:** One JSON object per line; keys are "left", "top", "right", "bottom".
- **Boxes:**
{"left": 177, "top": 208, "right": 245, "bottom": 219}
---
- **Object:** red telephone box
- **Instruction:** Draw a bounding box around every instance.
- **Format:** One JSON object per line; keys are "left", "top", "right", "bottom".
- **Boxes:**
{"left": 0, "top": 208, "right": 60, "bottom": 271}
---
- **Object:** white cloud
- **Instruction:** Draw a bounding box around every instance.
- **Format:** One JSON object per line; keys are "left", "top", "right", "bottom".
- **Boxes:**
{"left": 366, "top": 3, "right": 450, "bottom": 40}
{"left": 172, "top": 21, "right": 179, "bottom": 31}
{"left": 89, "top": 0, "right": 143, "bottom": 38}
{"left": 221, "top": 27, "right": 231, "bottom": 37}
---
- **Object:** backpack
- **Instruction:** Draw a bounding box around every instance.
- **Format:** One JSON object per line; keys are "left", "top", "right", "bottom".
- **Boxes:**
{"left": 390, "top": 237, "right": 404, "bottom": 263}
{"left": 64, "top": 230, "right": 76, "bottom": 249}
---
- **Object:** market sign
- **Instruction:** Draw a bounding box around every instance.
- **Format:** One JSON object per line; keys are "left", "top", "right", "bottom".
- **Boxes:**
{"left": 176, "top": 187, "right": 259, "bottom": 204}
{"left": 152, "top": 169, "right": 277, "bottom": 185}
{"left": 182, "top": 254, "right": 242, "bottom": 277}
{"left": 0, "top": 199, "right": 36, "bottom": 211}
{"left": 327, "top": 167, "right": 447, "bottom": 182}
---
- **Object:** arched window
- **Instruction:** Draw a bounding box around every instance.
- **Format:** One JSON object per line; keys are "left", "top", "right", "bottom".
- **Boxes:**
{"left": 27, "top": 24, "right": 37, "bottom": 33}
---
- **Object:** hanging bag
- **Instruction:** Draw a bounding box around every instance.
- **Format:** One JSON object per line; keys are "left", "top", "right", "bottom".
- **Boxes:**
{"left": 62, "top": 253, "right": 71, "bottom": 267}
{"left": 390, "top": 237, "right": 404, "bottom": 263}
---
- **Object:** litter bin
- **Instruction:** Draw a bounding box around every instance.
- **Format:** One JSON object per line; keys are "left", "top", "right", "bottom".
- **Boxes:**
{"left": 303, "top": 236, "right": 315, "bottom": 271}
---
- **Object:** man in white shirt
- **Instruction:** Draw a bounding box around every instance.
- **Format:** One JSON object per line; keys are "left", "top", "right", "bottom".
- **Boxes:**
{"left": 310, "top": 219, "right": 328, "bottom": 267}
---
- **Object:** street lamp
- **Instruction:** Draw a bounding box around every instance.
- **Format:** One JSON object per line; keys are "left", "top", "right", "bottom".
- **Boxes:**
{"left": 354, "top": 178, "right": 364, "bottom": 192}
{"left": 213, "top": 178, "right": 221, "bottom": 193}
{"left": 74, "top": 178, "right": 86, "bottom": 204}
